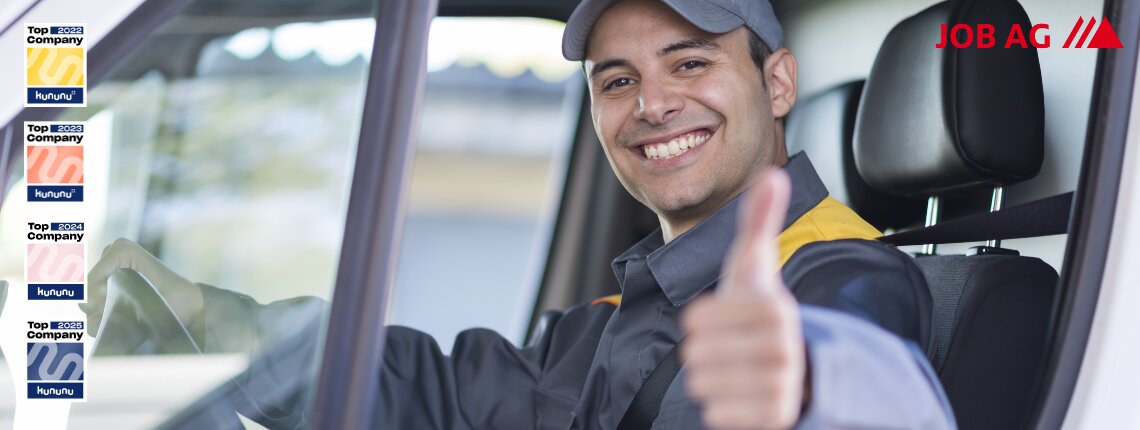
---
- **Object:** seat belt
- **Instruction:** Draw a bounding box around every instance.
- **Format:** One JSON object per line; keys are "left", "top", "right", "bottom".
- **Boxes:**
{"left": 878, "top": 191, "right": 1073, "bottom": 246}
{"left": 615, "top": 195, "right": 884, "bottom": 429}
{"left": 616, "top": 339, "right": 683, "bottom": 430}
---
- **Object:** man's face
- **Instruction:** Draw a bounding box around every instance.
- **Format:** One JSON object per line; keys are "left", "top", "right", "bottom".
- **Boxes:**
{"left": 584, "top": 0, "right": 787, "bottom": 233}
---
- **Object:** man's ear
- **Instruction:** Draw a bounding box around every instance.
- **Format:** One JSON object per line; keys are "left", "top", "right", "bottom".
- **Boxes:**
{"left": 764, "top": 48, "right": 798, "bottom": 119}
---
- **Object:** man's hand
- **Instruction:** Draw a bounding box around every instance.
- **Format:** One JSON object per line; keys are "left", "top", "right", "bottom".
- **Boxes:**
{"left": 79, "top": 238, "right": 204, "bottom": 336}
{"left": 681, "top": 170, "right": 807, "bottom": 430}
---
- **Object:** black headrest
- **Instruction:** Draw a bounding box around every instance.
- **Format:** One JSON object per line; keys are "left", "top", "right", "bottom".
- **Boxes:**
{"left": 854, "top": 0, "right": 1045, "bottom": 198}
{"left": 786, "top": 81, "right": 925, "bottom": 230}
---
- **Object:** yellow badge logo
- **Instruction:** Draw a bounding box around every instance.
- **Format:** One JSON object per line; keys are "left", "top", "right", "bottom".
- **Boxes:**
{"left": 26, "top": 47, "right": 85, "bottom": 86}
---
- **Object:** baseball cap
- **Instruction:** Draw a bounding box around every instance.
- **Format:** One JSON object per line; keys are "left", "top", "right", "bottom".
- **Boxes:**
{"left": 562, "top": 0, "right": 784, "bottom": 61}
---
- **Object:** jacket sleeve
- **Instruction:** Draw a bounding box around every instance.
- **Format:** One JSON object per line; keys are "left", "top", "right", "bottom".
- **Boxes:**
{"left": 187, "top": 283, "right": 612, "bottom": 430}
{"left": 779, "top": 240, "right": 954, "bottom": 428}
{"left": 796, "top": 305, "right": 956, "bottom": 429}
{"left": 189, "top": 283, "right": 326, "bottom": 355}
{"left": 375, "top": 298, "right": 616, "bottom": 429}
{"left": 782, "top": 239, "right": 935, "bottom": 358}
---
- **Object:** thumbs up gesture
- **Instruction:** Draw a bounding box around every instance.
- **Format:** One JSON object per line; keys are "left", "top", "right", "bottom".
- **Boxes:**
{"left": 681, "top": 170, "right": 807, "bottom": 430}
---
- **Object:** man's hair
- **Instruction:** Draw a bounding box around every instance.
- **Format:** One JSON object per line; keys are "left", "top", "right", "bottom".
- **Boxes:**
{"left": 746, "top": 29, "right": 773, "bottom": 88}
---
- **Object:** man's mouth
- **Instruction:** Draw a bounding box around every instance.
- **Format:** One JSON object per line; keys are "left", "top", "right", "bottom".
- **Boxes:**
{"left": 639, "top": 129, "right": 711, "bottom": 160}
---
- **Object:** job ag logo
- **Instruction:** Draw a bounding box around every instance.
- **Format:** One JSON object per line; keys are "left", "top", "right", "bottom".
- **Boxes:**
{"left": 937, "top": 17, "right": 1123, "bottom": 49}
{"left": 27, "top": 342, "right": 84, "bottom": 399}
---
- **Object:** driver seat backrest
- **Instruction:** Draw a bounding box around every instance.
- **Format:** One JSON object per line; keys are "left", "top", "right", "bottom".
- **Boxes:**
{"left": 854, "top": 1, "right": 1057, "bottom": 429}
{"left": 785, "top": 80, "right": 926, "bottom": 231}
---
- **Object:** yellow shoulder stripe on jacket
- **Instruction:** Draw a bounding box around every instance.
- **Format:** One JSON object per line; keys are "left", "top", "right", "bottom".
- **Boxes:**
{"left": 775, "top": 196, "right": 882, "bottom": 267}
{"left": 591, "top": 295, "right": 622, "bottom": 306}
{"left": 591, "top": 197, "right": 882, "bottom": 308}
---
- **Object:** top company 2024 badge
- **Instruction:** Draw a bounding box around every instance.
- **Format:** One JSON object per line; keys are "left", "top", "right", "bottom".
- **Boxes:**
{"left": 25, "top": 23, "right": 86, "bottom": 107}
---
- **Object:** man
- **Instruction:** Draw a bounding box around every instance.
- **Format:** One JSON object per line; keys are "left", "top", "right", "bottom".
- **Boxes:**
{"left": 83, "top": 0, "right": 955, "bottom": 428}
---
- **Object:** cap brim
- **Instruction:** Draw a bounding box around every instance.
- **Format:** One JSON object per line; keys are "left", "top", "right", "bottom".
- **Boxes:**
{"left": 562, "top": 0, "right": 746, "bottom": 61}
{"left": 562, "top": 0, "right": 621, "bottom": 61}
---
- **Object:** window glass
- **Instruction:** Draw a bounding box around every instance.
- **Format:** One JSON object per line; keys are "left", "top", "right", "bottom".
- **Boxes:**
{"left": 0, "top": 12, "right": 579, "bottom": 428}
{"left": 0, "top": 9, "right": 372, "bottom": 429}
{"left": 388, "top": 17, "right": 579, "bottom": 352}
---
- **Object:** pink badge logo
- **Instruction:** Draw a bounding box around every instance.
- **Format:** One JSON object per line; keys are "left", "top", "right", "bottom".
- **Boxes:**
{"left": 27, "top": 243, "right": 85, "bottom": 283}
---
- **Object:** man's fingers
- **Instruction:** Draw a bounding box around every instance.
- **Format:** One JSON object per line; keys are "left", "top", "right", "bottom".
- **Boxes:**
{"left": 702, "top": 397, "right": 798, "bottom": 430}
{"left": 686, "top": 363, "right": 791, "bottom": 402}
{"left": 682, "top": 329, "right": 797, "bottom": 371}
{"left": 686, "top": 170, "right": 802, "bottom": 429}
{"left": 80, "top": 238, "right": 159, "bottom": 316}
{"left": 721, "top": 169, "right": 791, "bottom": 297}
{"left": 681, "top": 295, "right": 795, "bottom": 335}
{"left": 79, "top": 238, "right": 205, "bottom": 332}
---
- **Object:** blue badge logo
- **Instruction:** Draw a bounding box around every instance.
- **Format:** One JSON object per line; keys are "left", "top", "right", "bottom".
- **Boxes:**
{"left": 27, "top": 342, "right": 84, "bottom": 381}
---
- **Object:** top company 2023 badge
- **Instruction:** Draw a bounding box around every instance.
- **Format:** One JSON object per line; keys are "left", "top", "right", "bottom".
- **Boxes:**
{"left": 25, "top": 122, "right": 84, "bottom": 202}
{"left": 25, "top": 23, "right": 86, "bottom": 107}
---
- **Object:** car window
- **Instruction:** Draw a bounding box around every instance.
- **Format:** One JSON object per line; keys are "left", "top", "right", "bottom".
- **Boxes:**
{"left": 0, "top": 7, "right": 373, "bottom": 429}
{"left": 0, "top": 8, "right": 578, "bottom": 427}
{"left": 389, "top": 17, "right": 578, "bottom": 352}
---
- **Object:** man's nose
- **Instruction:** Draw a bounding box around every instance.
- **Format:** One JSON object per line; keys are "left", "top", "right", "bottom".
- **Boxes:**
{"left": 634, "top": 79, "right": 683, "bottom": 125}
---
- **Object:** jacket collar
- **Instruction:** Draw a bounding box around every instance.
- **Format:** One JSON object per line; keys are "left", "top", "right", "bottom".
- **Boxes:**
{"left": 611, "top": 151, "right": 828, "bottom": 306}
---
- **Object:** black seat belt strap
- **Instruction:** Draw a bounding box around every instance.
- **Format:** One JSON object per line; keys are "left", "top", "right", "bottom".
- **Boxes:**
{"left": 879, "top": 191, "right": 1073, "bottom": 246}
{"left": 616, "top": 340, "right": 683, "bottom": 430}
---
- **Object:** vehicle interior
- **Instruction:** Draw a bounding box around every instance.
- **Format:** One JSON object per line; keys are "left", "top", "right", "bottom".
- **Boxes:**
{"left": 0, "top": 0, "right": 1134, "bottom": 428}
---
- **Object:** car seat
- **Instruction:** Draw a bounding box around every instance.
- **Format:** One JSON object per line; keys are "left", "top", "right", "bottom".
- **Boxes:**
{"left": 853, "top": 1, "right": 1058, "bottom": 429}
{"left": 785, "top": 80, "right": 925, "bottom": 231}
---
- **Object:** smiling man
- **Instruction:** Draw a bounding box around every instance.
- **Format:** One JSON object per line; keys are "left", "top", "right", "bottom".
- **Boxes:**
{"left": 560, "top": 0, "right": 954, "bottom": 429}
{"left": 82, "top": 0, "right": 956, "bottom": 429}
{"left": 577, "top": 2, "right": 786, "bottom": 243}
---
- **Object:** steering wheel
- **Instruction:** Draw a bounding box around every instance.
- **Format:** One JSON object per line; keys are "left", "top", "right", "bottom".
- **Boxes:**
{"left": 93, "top": 268, "right": 202, "bottom": 356}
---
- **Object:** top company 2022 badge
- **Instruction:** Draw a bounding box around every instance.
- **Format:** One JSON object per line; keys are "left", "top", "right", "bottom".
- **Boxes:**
{"left": 25, "top": 23, "right": 86, "bottom": 107}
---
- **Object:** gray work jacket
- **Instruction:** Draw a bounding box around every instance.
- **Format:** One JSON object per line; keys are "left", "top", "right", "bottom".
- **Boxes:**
{"left": 193, "top": 153, "right": 955, "bottom": 429}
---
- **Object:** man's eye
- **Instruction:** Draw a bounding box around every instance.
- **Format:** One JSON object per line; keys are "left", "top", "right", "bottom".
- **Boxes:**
{"left": 604, "top": 77, "right": 633, "bottom": 92}
{"left": 679, "top": 60, "right": 708, "bottom": 71}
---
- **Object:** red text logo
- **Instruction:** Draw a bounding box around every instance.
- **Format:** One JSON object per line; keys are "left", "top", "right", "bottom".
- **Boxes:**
{"left": 936, "top": 17, "right": 1122, "bottom": 49}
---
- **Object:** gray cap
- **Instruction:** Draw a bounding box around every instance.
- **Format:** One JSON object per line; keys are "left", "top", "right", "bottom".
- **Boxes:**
{"left": 562, "top": 0, "right": 783, "bottom": 61}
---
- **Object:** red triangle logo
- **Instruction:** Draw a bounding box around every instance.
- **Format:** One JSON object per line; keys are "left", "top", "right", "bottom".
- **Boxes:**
{"left": 1088, "top": 17, "right": 1124, "bottom": 48}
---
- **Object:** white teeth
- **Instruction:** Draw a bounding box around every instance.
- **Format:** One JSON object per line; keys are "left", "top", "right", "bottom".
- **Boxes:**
{"left": 644, "top": 132, "right": 710, "bottom": 160}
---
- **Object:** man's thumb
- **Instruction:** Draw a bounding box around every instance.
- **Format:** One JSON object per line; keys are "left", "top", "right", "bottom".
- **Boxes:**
{"left": 720, "top": 169, "right": 791, "bottom": 297}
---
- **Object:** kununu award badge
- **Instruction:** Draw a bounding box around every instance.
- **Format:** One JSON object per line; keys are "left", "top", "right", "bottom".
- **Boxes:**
{"left": 25, "top": 122, "right": 84, "bottom": 203}
{"left": 24, "top": 24, "right": 86, "bottom": 107}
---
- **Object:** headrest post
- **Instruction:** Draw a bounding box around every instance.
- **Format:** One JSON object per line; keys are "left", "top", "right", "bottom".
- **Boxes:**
{"left": 922, "top": 195, "right": 941, "bottom": 255}
{"left": 985, "top": 186, "right": 1006, "bottom": 248}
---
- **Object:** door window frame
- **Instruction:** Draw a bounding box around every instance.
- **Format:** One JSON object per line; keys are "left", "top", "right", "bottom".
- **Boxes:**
{"left": 1031, "top": 0, "right": 1140, "bottom": 427}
